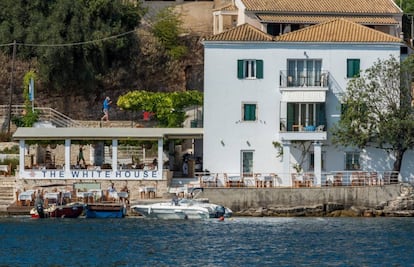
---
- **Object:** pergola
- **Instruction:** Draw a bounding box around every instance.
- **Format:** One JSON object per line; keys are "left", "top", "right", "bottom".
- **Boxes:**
{"left": 13, "top": 127, "right": 203, "bottom": 180}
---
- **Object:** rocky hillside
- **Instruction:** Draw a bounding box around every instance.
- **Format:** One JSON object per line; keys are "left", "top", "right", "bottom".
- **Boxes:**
{"left": 0, "top": 33, "right": 204, "bottom": 122}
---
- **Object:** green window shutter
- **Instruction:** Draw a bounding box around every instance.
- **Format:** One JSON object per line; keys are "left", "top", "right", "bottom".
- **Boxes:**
{"left": 237, "top": 60, "right": 244, "bottom": 79}
{"left": 354, "top": 59, "right": 360, "bottom": 77}
{"left": 256, "top": 60, "right": 263, "bottom": 79}
{"left": 244, "top": 104, "right": 256, "bottom": 121}
{"left": 347, "top": 59, "right": 360, "bottom": 78}
{"left": 316, "top": 103, "right": 326, "bottom": 125}
{"left": 287, "top": 103, "right": 294, "bottom": 130}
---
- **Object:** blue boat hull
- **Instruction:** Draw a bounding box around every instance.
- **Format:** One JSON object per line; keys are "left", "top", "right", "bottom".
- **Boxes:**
{"left": 85, "top": 204, "right": 126, "bottom": 218}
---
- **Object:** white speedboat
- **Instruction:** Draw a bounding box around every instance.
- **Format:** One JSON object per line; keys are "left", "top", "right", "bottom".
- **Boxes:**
{"left": 131, "top": 198, "right": 232, "bottom": 220}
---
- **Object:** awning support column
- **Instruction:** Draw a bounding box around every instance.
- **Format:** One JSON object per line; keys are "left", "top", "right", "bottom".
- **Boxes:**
{"left": 282, "top": 141, "right": 291, "bottom": 186}
{"left": 158, "top": 138, "right": 163, "bottom": 176}
{"left": 112, "top": 139, "right": 118, "bottom": 172}
{"left": 313, "top": 141, "right": 322, "bottom": 186}
{"left": 19, "top": 140, "right": 25, "bottom": 175}
{"left": 65, "top": 139, "right": 71, "bottom": 174}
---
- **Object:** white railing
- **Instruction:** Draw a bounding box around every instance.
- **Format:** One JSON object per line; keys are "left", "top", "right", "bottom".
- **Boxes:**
{"left": 192, "top": 171, "right": 402, "bottom": 188}
{"left": 0, "top": 104, "right": 81, "bottom": 128}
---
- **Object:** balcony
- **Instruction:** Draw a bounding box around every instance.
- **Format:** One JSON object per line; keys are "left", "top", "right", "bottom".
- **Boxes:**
{"left": 279, "top": 70, "right": 329, "bottom": 89}
{"left": 279, "top": 118, "right": 327, "bottom": 141}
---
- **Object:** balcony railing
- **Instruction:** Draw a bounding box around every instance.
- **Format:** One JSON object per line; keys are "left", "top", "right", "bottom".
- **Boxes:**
{"left": 280, "top": 70, "right": 329, "bottom": 88}
{"left": 280, "top": 118, "right": 326, "bottom": 132}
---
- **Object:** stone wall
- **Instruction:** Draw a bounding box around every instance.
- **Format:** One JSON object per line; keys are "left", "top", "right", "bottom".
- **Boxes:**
{"left": 198, "top": 185, "right": 402, "bottom": 212}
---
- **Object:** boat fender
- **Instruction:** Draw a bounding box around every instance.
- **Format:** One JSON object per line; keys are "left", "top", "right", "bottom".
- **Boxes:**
{"left": 148, "top": 207, "right": 152, "bottom": 214}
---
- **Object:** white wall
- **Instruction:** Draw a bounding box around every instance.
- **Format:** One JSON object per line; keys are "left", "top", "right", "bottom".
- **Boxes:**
{"left": 203, "top": 41, "right": 402, "bottom": 178}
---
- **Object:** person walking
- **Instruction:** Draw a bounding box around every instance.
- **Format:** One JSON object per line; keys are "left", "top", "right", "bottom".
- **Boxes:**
{"left": 101, "top": 96, "right": 112, "bottom": 125}
{"left": 77, "top": 145, "right": 86, "bottom": 166}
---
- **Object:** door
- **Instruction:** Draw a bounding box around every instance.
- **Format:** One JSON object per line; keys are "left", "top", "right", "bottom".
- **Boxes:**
{"left": 241, "top": 150, "right": 254, "bottom": 177}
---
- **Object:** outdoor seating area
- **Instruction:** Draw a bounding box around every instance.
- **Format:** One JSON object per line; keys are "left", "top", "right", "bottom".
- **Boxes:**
{"left": 323, "top": 171, "right": 399, "bottom": 186}
{"left": 139, "top": 186, "right": 156, "bottom": 199}
{"left": 291, "top": 173, "right": 314, "bottom": 188}
{"left": 197, "top": 173, "right": 279, "bottom": 188}
{"left": 193, "top": 171, "right": 400, "bottom": 188}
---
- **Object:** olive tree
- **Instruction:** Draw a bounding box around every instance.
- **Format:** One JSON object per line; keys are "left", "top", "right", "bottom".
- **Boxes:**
{"left": 331, "top": 55, "right": 414, "bottom": 173}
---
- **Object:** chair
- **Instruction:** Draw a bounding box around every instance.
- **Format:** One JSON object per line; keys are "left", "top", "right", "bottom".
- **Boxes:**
{"left": 303, "top": 173, "right": 314, "bottom": 187}
{"left": 333, "top": 173, "right": 343, "bottom": 186}
{"left": 255, "top": 173, "right": 264, "bottom": 188}
{"left": 370, "top": 172, "right": 378, "bottom": 185}
{"left": 291, "top": 173, "right": 302, "bottom": 188}
{"left": 201, "top": 174, "right": 217, "bottom": 187}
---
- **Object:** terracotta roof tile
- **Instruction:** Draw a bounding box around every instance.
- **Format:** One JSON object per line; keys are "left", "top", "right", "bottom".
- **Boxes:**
{"left": 241, "top": 0, "right": 401, "bottom": 14}
{"left": 213, "top": 3, "right": 238, "bottom": 12}
{"left": 274, "top": 18, "right": 402, "bottom": 43}
{"left": 256, "top": 14, "right": 398, "bottom": 25}
{"left": 204, "top": 23, "right": 274, "bottom": 41}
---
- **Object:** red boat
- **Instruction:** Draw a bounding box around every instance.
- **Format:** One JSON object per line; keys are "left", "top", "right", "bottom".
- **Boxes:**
{"left": 30, "top": 203, "right": 84, "bottom": 218}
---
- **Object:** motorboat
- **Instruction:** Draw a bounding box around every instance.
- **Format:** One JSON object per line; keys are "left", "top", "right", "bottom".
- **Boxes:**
{"left": 131, "top": 199, "right": 211, "bottom": 219}
{"left": 131, "top": 194, "right": 232, "bottom": 220}
{"left": 30, "top": 202, "right": 84, "bottom": 219}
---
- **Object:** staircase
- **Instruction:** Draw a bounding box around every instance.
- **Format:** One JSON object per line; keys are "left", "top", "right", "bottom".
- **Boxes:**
{"left": 0, "top": 176, "right": 15, "bottom": 212}
{"left": 0, "top": 104, "right": 81, "bottom": 129}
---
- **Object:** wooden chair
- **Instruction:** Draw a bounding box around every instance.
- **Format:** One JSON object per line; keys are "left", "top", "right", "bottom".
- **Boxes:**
{"left": 370, "top": 172, "right": 378, "bottom": 185}
{"left": 201, "top": 174, "right": 217, "bottom": 187}
{"left": 333, "top": 173, "right": 343, "bottom": 186}
{"left": 291, "top": 173, "right": 302, "bottom": 188}
{"left": 255, "top": 173, "right": 264, "bottom": 188}
{"left": 303, "top": 173, "right": 314, "bottom": 187}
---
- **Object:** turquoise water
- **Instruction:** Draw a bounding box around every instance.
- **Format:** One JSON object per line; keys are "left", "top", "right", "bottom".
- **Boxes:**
{"left": 0, "top": 216, "right": 413, "bottom": 266}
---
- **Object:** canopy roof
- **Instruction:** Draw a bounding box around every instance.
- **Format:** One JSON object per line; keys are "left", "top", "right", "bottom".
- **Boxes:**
{"left": 13, "top": 127, "right": 204, "bottom": 141}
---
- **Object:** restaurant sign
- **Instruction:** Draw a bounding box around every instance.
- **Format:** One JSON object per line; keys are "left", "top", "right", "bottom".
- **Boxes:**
{"left": 21, "top": 169, "right": 161, "bottom": 180}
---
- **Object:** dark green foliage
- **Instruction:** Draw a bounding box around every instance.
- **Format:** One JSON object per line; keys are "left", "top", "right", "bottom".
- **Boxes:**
{"left": 151, "top": 7, "right": 187, "bottom": 60}
{"left": 0, "top": 0, "right": 143, "bottom": 91}
{"left": 0, "top": 145, "right": 18, "bottom": 154}
{"left": 117, "top": 90, "right": 203, "bottom": 127}
{"left": 331, "top": 55, "right": 414, "bottom": 172}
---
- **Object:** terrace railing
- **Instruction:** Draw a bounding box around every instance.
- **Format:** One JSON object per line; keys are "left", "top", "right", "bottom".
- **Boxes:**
{"left": 0, "top": 104, "right": 81, "bottom": 128}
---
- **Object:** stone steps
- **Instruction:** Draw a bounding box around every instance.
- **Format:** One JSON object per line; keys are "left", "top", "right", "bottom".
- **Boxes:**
{"left": 0, "top": 182, "right": 14, "bottom": 211}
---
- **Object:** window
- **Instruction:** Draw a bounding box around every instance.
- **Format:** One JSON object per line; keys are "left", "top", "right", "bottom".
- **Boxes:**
{"left": 287, "top": 59, "right": 322, "bottom": 87}
{"left": 243, "top": 103, "right": 257, "bottom": 121}
{"left": 347, "top": 59, "right": 360, "bottom": 78}
{"left": 286, "top": 103, "right": 325, "bottom": 131}
{"left": 309, "top": 152, "right": 326, "bottom": 171}
{"left": 237, "top": 59, "right": 263, "bottom": 79}
{"left": 345, "top": 152, "right": 360, "bottom": 170}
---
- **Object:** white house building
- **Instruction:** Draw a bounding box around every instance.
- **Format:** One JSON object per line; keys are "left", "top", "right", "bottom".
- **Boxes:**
{"left": 202, "top": 19, "right": 410, "bottom": 186}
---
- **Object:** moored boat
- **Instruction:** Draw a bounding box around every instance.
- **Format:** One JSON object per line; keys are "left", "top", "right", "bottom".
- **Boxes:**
{"left": 131, "top": 198, "right": 232, "bottom": 220}
{"left": 84, "top": 203, "right": 126, "bottom": 218}
{"left": 30, "top": 202, "right": 84, "bottom": 219}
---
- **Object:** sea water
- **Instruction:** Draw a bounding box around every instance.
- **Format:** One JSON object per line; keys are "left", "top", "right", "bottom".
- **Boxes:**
{"left": 0, "top": 216, "right": 413, "bottom": 266}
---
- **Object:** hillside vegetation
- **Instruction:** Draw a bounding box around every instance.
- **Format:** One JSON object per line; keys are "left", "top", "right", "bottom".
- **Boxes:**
{"left": 0, "top": 1, "right": 204, "bottom": 121}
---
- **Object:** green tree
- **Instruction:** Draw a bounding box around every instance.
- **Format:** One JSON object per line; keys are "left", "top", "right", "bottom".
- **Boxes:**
{"left": 151, "top": 7, "right": 187, "bottom": 60}
{"left": 117, "top": 90, "right": 203, "bottom": 127}
{"left": 331, "top": 55, "right": 414, "bottom": 173}
{"left": 0, "top": 0, "right": 143, "bottom": 91}
{"left": 12, "top": 70, "right": 39, "bottom": 127}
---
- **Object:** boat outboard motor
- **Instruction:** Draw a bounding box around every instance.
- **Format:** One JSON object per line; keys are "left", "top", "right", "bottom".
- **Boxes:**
{"left": 214, "top": 205, "right": 226, "bottom": 218}
{"left": 36, "top": 203, "right": 45, "bottom": 218}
